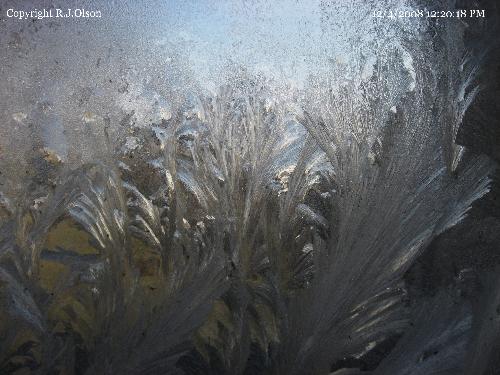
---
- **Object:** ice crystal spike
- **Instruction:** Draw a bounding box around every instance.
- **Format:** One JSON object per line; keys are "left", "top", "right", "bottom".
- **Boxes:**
{"left": 373, "top": 292, "right": 472, "bottom": 375}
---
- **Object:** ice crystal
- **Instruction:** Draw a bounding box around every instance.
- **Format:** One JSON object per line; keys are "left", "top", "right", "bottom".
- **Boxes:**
{"left": 0, "top": 1, "right": 497, "bottom": 374}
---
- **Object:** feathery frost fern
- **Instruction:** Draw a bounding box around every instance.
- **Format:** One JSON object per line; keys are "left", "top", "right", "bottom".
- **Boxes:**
{"left": 0, "top": 4, "right": 496, "bottom": 375}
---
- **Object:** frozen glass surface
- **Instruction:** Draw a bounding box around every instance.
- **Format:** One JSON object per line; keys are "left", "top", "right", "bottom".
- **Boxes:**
{"left": 0, "top": 1, "right": 499, "bottom": 374}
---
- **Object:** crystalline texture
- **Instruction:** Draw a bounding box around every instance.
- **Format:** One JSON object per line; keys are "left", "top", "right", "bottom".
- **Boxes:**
{"left": 0, "top": 1, "right": 497, "bottom": 375}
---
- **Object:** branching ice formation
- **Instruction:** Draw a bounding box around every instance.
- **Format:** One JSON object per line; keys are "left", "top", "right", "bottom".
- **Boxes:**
{"left": 0, "top": 1, "right": 496, "bottom": 374}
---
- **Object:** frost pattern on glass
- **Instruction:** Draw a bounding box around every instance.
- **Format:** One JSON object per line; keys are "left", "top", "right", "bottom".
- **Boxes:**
{"left": 0, "top": 1, "right": 496, "bottom": 374}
